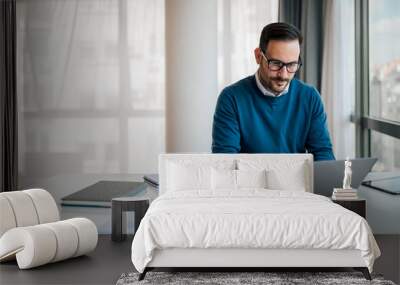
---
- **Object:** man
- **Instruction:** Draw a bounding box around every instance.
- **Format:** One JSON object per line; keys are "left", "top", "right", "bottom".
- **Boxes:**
{"left": 212, "top": 22, "right": 335, "bottom": 161}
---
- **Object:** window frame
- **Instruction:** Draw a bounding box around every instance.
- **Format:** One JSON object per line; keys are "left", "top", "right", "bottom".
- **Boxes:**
{"left": 354, "top": 0, "right": 400, "bottom": 158}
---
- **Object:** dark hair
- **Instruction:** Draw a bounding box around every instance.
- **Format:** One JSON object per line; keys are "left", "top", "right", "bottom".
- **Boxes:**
{"left": 259, "top": 22, "right": 303, "bottom": 53}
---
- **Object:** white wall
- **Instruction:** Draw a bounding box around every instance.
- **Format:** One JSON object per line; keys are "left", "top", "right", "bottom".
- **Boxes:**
{"left": 165, "top": 0, "right": 218, "bottom": 152}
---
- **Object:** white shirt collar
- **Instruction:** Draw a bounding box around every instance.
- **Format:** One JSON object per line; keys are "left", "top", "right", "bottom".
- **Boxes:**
{"left": 255, "top": 71, "right": 290, "bottom": 97}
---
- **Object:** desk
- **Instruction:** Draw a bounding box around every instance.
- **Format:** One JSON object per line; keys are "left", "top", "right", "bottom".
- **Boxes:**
{"left": 23, "top": 173, "right": 158, "bottom": 234}
{"left": 332, "top": 199, "right": 366, "bottom": 218}
{"left": 112, "top": 197, "right": 149, "bottom": 241}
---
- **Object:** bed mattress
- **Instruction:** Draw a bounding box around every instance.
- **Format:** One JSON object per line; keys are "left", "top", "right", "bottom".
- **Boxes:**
{"left": 131, "top": 190, "right": 380, "bottom": 273}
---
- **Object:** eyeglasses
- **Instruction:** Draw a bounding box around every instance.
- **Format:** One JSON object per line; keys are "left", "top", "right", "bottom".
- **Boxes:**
{"left": 260, "top": 51, "right": 302, "bottom": 73}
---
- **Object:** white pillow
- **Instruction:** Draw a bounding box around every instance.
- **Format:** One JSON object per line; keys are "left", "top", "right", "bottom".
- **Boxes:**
{"left": 211, "top": 168, "right": 236, "bottom": 190}
{"left": 166, "top": 159, "right": 235, "bottom": 192}
{"left": 236, "top": 169, "right": 267, "bottom": 188}
{"left": 266, "top": 162, "right": 306, "bottom": 191}
{"left": 211, "top": 169, "right": 268, "bottom": 190}
{"left": 167, "top": 162, "right": 210, "bottom": 191}
{"left": 237, "top": 159, "right": 307, "bottom": 191}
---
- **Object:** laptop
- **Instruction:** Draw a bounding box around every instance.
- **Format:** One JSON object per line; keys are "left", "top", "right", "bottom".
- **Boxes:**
{"left": 314, "top": 158, "right": 377, "bottom": 197}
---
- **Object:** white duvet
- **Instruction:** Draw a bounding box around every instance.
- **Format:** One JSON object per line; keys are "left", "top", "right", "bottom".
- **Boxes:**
{"left": 131, "top": 190, "right": 380, "bottom": 273}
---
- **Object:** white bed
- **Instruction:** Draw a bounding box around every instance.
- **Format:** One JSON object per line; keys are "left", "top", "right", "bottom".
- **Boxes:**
{"left": 131, "top": 154, "right": 380, "bottom": 280}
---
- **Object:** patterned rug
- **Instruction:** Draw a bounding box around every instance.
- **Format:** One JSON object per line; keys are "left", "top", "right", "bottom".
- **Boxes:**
{"left": 116, "top": 271, "right": 396, "bottom": 285}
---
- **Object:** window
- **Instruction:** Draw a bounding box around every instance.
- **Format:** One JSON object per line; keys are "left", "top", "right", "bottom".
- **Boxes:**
{"left": 217, "top": 0, "right": 278, "bottom": 91}
{"left": 369, "top": 0, "right": 400, "bottom": 122}
{"left": 371, "top": 131, "right": 400, "bottom": 171}
{"left": 355, "top": 0, "right": 400, "bottom": 171}
{"left": 17, "top": 0, "right": 165, "bottom": 188}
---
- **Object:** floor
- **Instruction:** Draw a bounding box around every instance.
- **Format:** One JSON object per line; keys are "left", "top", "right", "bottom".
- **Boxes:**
{"left": 0, "top": 235, "right": 134, "bottom": 285}
{"left": 1, "top": 235, "right": 399, "bottom": 285}
{"left": 374, "top": 235, "right": 400, "bottom": 284}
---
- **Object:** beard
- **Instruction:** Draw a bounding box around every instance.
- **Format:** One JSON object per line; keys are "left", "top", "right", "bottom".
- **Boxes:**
{"left": 269, "top": 76, "right": 290, "bottom": 93}
{"left": 258, "top": 69, "right": 292, "bottom": 95}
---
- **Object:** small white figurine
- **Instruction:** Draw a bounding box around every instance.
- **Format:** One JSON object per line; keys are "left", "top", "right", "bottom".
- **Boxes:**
{"left": 342, "top": 158, "right": 352, "bottom": 189}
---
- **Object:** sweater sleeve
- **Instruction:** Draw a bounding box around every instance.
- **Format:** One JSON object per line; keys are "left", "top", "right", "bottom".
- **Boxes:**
{"left": 305, "top": 89, "right": 335, "bottom": 161}
{"left": 212, "top": 89, "right": 241, "bottom": 153}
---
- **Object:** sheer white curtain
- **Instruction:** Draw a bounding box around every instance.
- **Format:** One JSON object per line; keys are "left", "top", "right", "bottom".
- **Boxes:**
{"left": 16, "top": 0, "right": 280, "bottom": 193}
{"left": 321, "top": 0, "right": 356, "bottom": 159}
{"left": 17, "top": 0, "right": 165, "bottom": 189}
{"left": 217, "top": 0, "right": 279, "bottom": 91}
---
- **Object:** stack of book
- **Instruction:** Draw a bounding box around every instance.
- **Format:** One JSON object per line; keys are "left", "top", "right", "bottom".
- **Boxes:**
{"left": 332, "top": 188, "right": 358, "bottom": 200}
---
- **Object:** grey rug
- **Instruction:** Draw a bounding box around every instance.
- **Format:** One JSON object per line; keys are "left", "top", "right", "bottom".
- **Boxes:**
{"left": 116, "top": 271, "right": 396, "bottom": 285}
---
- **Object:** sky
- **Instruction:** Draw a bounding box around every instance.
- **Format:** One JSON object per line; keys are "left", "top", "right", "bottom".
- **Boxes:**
{"left": 369, "top": 0, "right": 400, "bottom": 67}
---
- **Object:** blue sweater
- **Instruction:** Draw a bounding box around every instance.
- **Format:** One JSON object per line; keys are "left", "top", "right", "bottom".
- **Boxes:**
{"left": 212, "top": 75, "right": 335, "bottom": 161}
